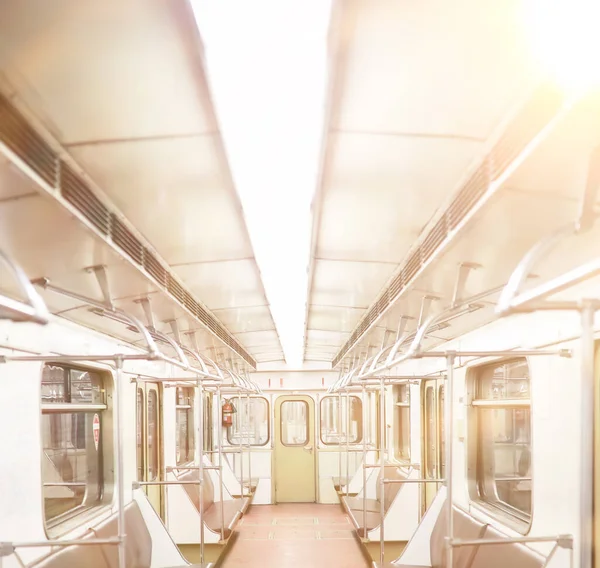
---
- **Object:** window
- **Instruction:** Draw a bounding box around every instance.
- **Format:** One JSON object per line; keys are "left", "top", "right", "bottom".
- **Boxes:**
{"left": 471, "top": 359, "right": 532, "bottom": 525}
{"left": 41, "top": 364, "right": 107, "bottom": 529}
{"left": 280, "top": 400, "right": 308, "bottom": 446}
{"left": 438, "top": 385, "right": 445, "bottom": 478}
{"left": 227, "top": 397, "right": 269, "bottom": 446}
{"left": 320, "top": 396, "right": 362, "bottom": 445}
{"left": 394, "top": 385, "right": 410, "bottom": 460}
{"left": 424, "top": 386, "right": 436, "bottom": 477}
{"left": 176, "top": 387, "right": 195, "bottom": 465}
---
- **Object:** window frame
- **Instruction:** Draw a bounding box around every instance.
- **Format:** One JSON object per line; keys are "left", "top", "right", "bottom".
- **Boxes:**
{"left": 226, "top": 396, "right": 270, "bottom": 447}
{"left": 175, "top": 386, "right": 195, "bottom": 466}
{"left": 280, "top": 400, "right": 309, "bottom": 447}
{"left": 40, "top": 362, "right": 113, "bottom": 536}
{"left": 468, "top": 358, "right": 533, "bottom": 532}
{"left": 319, "top": 395, "right": 363, "bottom": 446}
{"left": 393, "top": 384, "right": 411, "bottom": 461}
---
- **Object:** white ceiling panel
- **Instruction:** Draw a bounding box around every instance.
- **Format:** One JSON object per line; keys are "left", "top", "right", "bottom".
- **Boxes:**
{"left": 317, "top": 133, "right": 483, "bottom": 262}
{"left": 306, "top": 305, "right": 365, "bottom": 334}
{"left": 173, "top": 259, "right": 268, "bottom": 311}
{"left": 68, "top": 137, "right": 252, "bottom": 265}
{"left": 0, "top": 0, "right": 215, "bottom": 143}
{"left": 211, "top": 305, "right": 274, "bottom": 334}
{"left": 234, "top": 329, "right": 280, "bottom": 349}
{"left": 310, "top": 259, "right": 397, "bottom": 308}
{"left": 336, "top": 0, "right": 537, "bottom": 137}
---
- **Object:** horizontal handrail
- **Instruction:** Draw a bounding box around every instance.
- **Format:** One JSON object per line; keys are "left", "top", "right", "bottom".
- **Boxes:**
{"left": 382, "top": 478, "right": 444, "bottom": 484}
{"left": 451, "top": 534, "right": 573, "bottom": 548}
{"left": 133, "top": 480, "right": 202, "bottom": 488}
{"left": 0, "top": 249, "right": 50, "bottom": 325}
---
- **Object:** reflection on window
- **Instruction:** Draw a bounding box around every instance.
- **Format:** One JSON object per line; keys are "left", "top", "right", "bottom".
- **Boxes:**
{"left": 394, "top": 385, "right": 410, "bottom": 460}
{"left": 473, "top": 359, "right": 532, "bottom": 524}
{"left": 439, "top": 386, "right": 445, "bottom": 478}
{"left": 137, "top": 389, "right": 144, "bottom": 481}
{"left": 148, "top": 391, "right": 158, "bottom": 480}
{"left": 280, "top": 400, "right": 308, "bottom": 446}
{"left": 176, "top": 387, "right": 195, "bottom": 465}
{"left": 227, "top": 397, "right": 269, "bottom": 446}
{"left": 320, "top": 396, "right": 362, "bottom": 445}
{"left": 41, "top": 364, "right": 106, "bottom": 528}
{"left": 203, "top": 394, "right": 213, "bottom": 453}
{"left": 425, "top": 387, "right": 436, "bottom": 477}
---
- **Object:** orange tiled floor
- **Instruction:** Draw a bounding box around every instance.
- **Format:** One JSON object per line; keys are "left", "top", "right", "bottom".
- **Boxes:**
{"left": 222, "top": 504, "right": 370, "bottom": 567}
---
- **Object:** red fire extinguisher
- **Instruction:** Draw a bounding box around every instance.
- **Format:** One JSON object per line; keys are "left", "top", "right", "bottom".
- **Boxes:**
{"left": 222, "top": 400, "right": 235, "bottom": 426}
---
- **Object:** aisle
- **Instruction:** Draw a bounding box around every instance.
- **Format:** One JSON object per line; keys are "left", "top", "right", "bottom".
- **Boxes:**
{"left": 221, "top": 503, "right": 369, "bottom": 567}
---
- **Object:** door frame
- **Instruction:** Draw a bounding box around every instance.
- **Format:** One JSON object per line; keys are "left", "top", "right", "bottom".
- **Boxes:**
{"left": 272, "top": 394, "right": 317, "bottom": 503}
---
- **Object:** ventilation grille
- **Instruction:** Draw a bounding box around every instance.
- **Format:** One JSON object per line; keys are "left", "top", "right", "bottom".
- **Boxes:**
{"left": 332, "top": 85, "right": 564, "bottom": 368}
{"left": 0, "top": 93, "right": 256, "bottom": 368}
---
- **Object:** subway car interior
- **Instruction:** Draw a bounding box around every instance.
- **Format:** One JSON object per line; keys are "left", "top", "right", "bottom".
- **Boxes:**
{"left": 1, "top": 1, "right": 600, "bottom": 567}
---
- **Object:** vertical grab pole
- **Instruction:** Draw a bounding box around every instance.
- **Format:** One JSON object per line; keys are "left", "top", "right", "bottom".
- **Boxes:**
{"left": 197, "top": 380, "right": 205, "bottom": 565}
{"left": 445, "top": 353, "right": 456, "bottom": 568}
{"left": 580, "top": 302, "right": 594, "bottom": 568}
{"left": 246, "top": 393, "right": 252, "bottom": 495}
{"left": 114, "top": 356, "right": 126, "bottom": 568}
{"left": 362, "top": 384, "right": 367, "bottom": 535}
{"left": 379, "top": 375, "right": 386, "bottom": 567}
{"left": 238, "top": 392, "right": 244, "bottom": 497}
{"left": 216, "top": 387, "right": 225, "bottom": 542}
{"left": 346, "top": 390, "right": 351, "bottom": 496}
{"left": 338, "top": 392, "right": 342, "bottom": 489}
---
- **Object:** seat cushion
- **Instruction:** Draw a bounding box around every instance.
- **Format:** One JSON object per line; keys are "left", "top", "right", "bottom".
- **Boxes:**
{"left": 203, "top": 500, "right": 244, "bottom": 538}
{"left": 343, "top": 496, "right": 381, "bottom": 513}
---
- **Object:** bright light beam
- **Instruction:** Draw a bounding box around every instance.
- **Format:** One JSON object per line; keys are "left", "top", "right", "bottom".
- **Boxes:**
{"left": 191, "top": 1, "right": 332, "bottom": 368}
{"left": 524, "top": 0, "right": 600, "bottom": 93}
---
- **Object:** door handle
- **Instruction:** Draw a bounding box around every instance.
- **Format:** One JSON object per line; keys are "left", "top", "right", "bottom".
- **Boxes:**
{"left": 304, "top": 445, "right": 313, "bottom": 452}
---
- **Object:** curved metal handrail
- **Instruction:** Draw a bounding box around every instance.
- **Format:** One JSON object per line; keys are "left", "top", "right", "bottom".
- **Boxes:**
{"left": 0, "top": 249, "right": 50, "bottom": 325}
{"left": 147, "top": 328, "right": 191, "bottom": 370}
{"left": 496, "top": 223, "right": 577, "bottom": 314}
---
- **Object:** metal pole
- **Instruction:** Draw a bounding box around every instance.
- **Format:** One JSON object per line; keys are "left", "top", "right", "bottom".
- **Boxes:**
{"left": 362, "top": 384, "right": 367, "bottom": 534}
{"left": 346, "top": 390, "right": 351, "bottom": 496}
{"left": 197, "top": 380, "right": 205, "bottom": 565}
{"left": 379, "top": 375, "right": 385, "bottom": 567}
{"left": 338, "top": 392, "right": 342, "bottom": 489}
{"left": 238, "top": 392, "right": 244, "bottom": 497}
{"left": 246, "top": 393, "right": 252, "bottom": 495}
{"left": 216, "top": 387, "right": 225, "bottom": 542}
{"left": 114, "top": 357, "right": 126, "bottom": 568}
{"left": 580, "top": 302, "right": 594, "bottom": 568}
{"left": 445, "top": 353, "right": 455, "bottom": 568}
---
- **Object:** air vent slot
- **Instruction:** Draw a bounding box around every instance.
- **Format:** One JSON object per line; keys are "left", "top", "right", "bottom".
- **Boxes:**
{"left": 143, "top": 252, "right": 167, "bottom": 288}
{"left": 112, "top": 214, "right": 143, "bottom": 265}
{"left": 333, "top": 84, "right": 565, "bottom": 367}
{"left": 61, "top": 163, "right": 110, "bottom": 236}
{"left": 0, "top": 93, "right": 56, "bottom": 186}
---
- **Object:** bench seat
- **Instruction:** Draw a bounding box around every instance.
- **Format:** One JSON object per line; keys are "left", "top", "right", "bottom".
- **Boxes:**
{"left": 176, "top": 469, "right": 248, "bottom": 538}
{"left": 377, "top": 499, "right": 546, "bottom": 568}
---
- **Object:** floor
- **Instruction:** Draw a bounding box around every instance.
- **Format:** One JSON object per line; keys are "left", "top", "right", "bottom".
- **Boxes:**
{"left": 222, "top": 504, "right": 370, "bottom": 567}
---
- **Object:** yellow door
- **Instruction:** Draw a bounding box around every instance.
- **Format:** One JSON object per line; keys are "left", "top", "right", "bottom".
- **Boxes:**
{"left": 422, "top": 378, "right": 444, "bottom": 515}
{"left": 274, "top": 395, "right": 316, "bottom": 502}
{"left": 136, "top": 382, "right": 163, "bottom": 516}
{"left": 594, "top": 343, "right": 600, "bottom": 568}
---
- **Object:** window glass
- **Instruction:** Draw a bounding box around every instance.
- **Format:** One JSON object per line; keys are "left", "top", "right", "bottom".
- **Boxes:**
{"left": 320, "top": 396, "right": 362, "bottom": 445}
{"left": 425, "top": 387, "right": 436, "bottom": 477}
{"left": 473, "top": 359, "right": 532, "bottom": 523}
{"left": 280, "top": 400, "right": 308, "bottom": 446}
{"left": 136, "top": 389, "right": 144, "bottom": 481}
{"left": 394, "top": 385, "right": 410, "bottom": 460}
{"left": 227, "top": 397, "right": 270, "bottom": 446}
{"left": 176, "top": 387, "right": 195, "bottom": 465}
{"left": 203, "top": 393, "right": 213, "bottom": 453}
{"left": 41, "top": 364, "right": 106, "bottom": 528}
{"left": 148, "top": 391, "right": 158, "bottom": 480}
